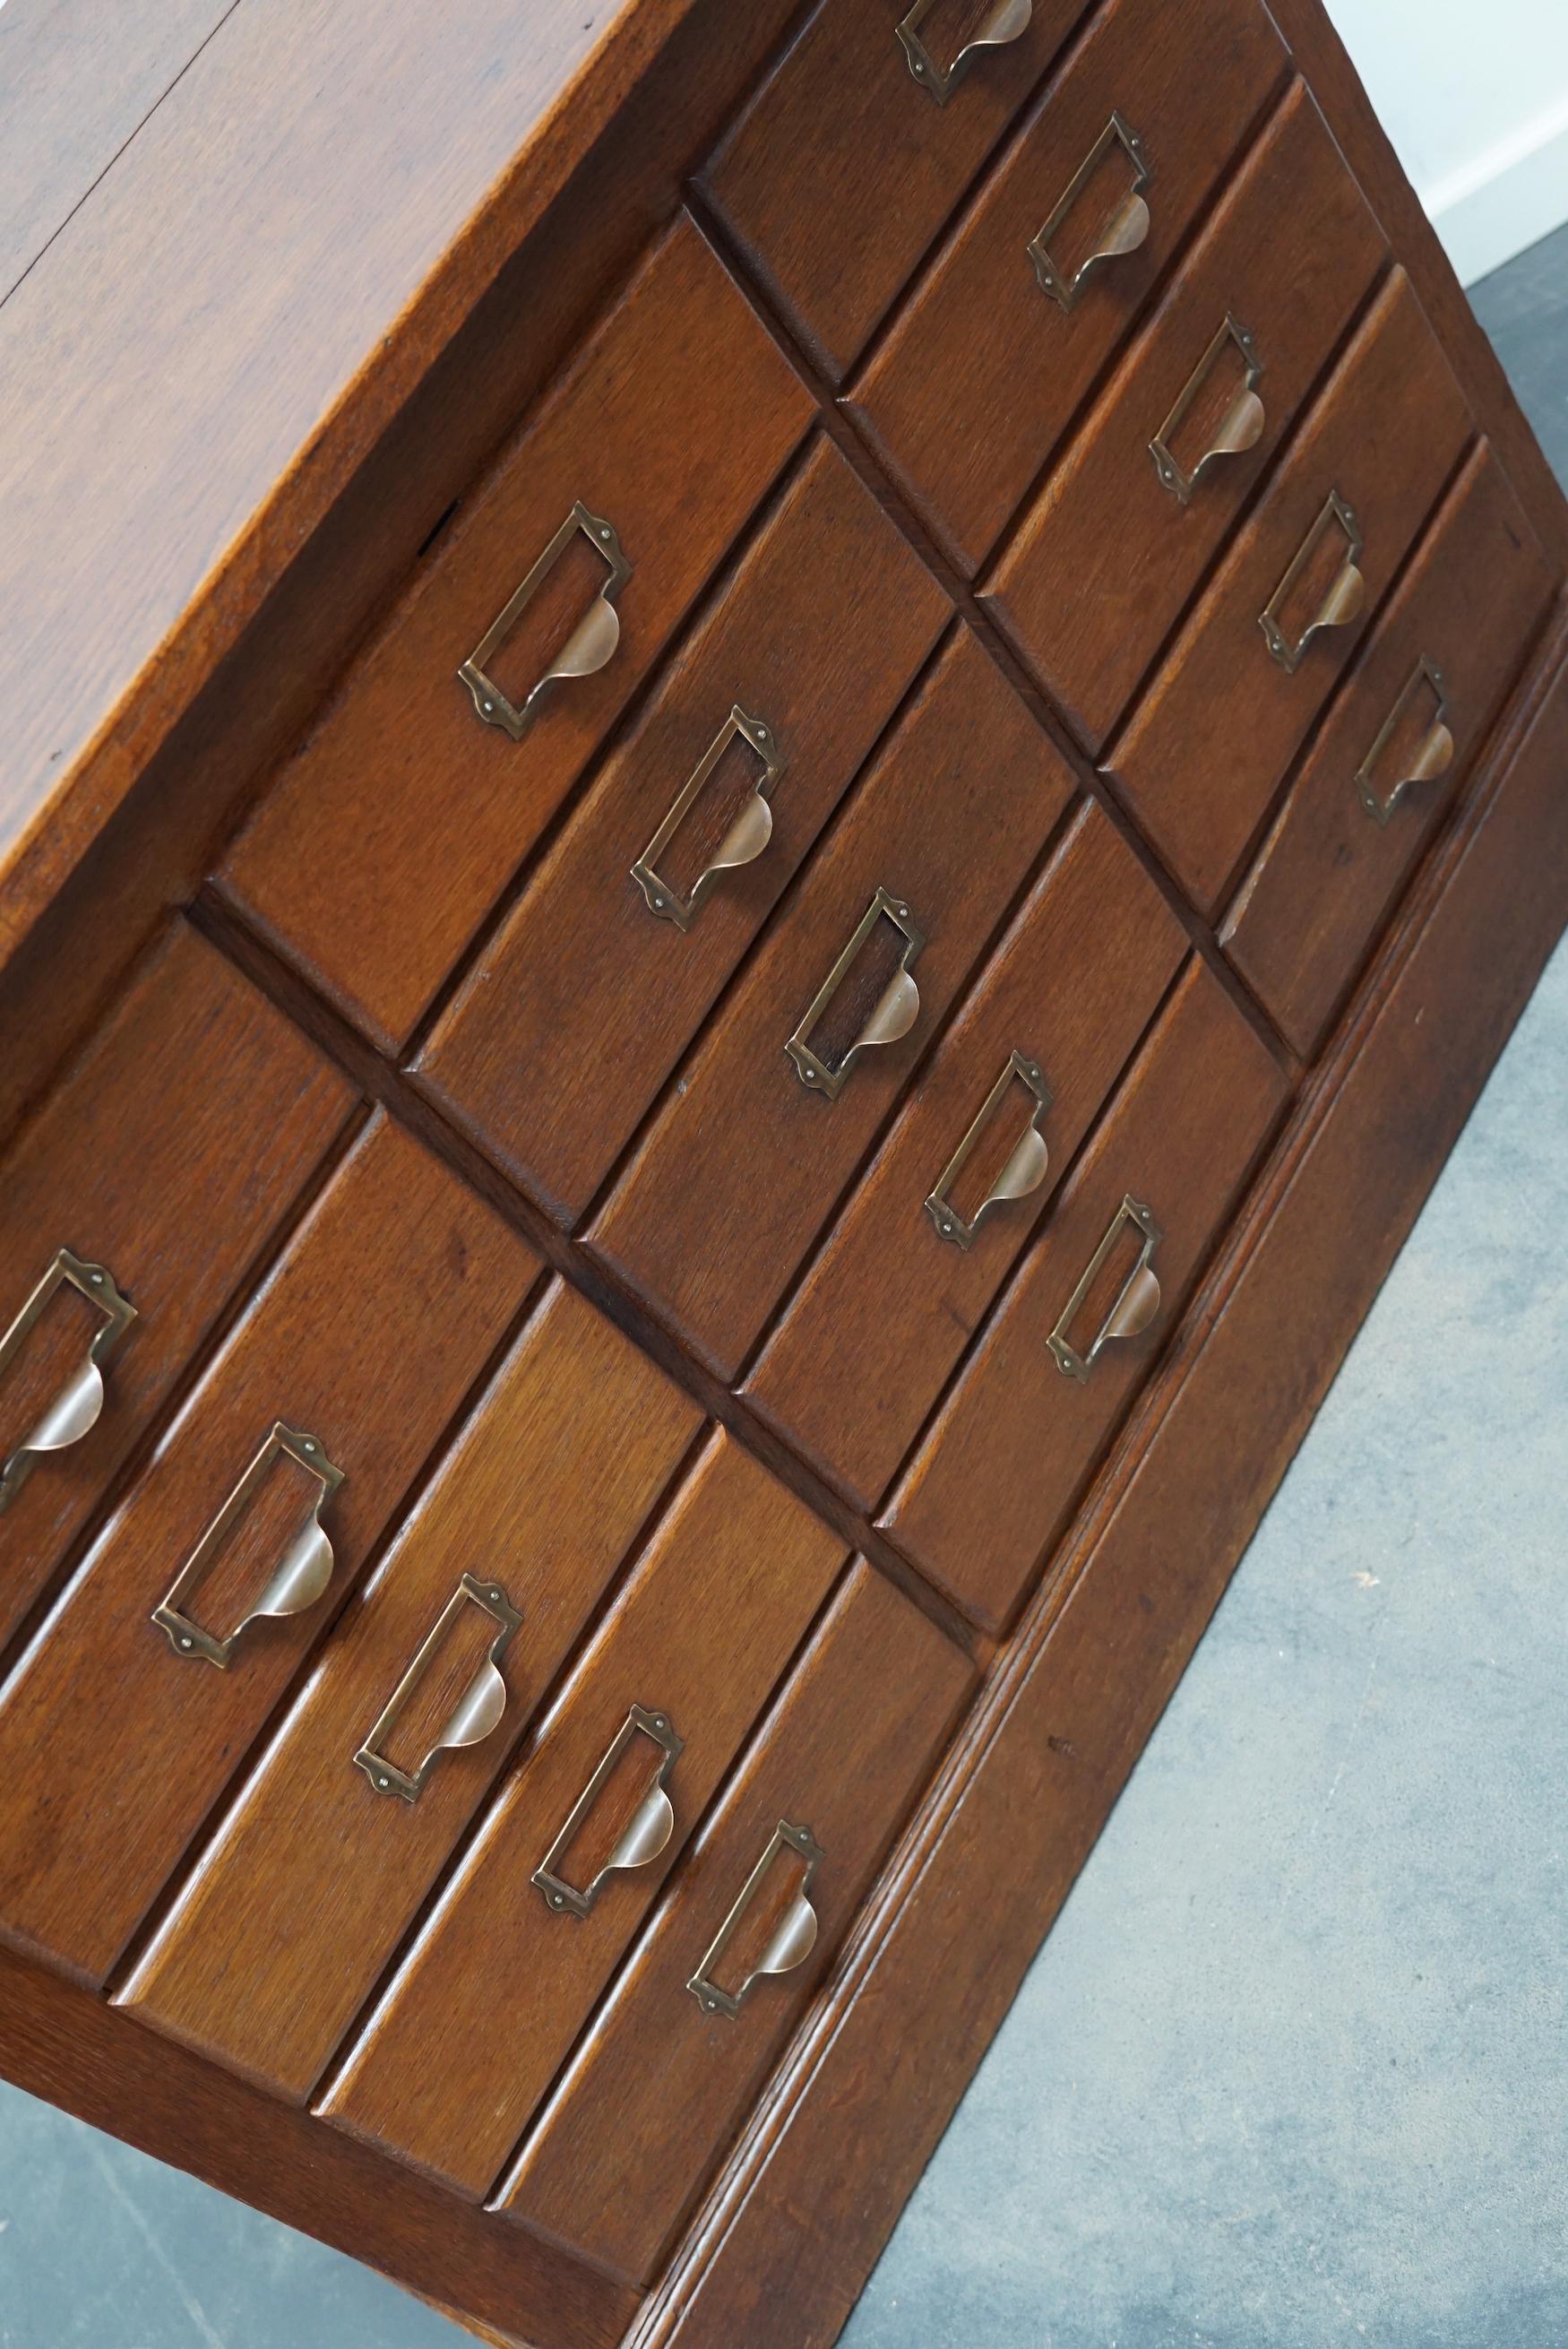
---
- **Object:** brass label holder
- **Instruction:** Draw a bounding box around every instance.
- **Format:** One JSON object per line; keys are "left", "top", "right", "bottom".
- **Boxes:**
{"left": 687, "top": 1819, "right": 824, "bottom": 2022}
{"left": 926, "top": 1049, "right": 1052, "bottom": 1249}
{"left": 0, "top": 1248, "right": 136, "bottom": 1514}
{"left": 533, "top": 1703, "right": 684, "bottom": 1921}
{"left": 152, "top": 1421, "right": 344, "bottom": 1669}
{"left": 459, "top": 501, "right": 631, "bottom": 742}
{"left": 785, "top": 886, "right": 925, "bottom": 1102}
{"left": 1356, "top": 655, "right": 1454, "bottom": 825}
{"left": 1260, "top": 489, "right": 1367, "bottom": 674}
{"left": 1048, "top": 1194, "right": 1162, "bottom": 1384}
{"left": 896, "top": 0, "right": 1032, "bottom": 106}
{"left": 1150, "top": 314, "right": 1265, "bottom": 505}
{"left": 632, "top": 705, "right": 786, "bottom": 931}
{"left": 1029, "top": 113, "right": 1152, "bottom": 313}
{"left": 355, "top": 1574, "right": 521, "bottom": 1805}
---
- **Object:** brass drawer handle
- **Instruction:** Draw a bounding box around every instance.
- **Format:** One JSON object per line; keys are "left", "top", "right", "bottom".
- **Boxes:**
{"left": 1260, "top": 489, "right": 1366, "bottom": 675}
{"left": 533, "top": 1703, "right": 684, "bottom": 1921}
{"left": 632, "top": 705, "right": 786, "bottom": 931}
{"left": 1356, "top": 655, "right": 1454, "bottom": 826}
{"left": 355, "top": 1573, "right": 522, "bottom": 1805}
{"left": 152, "top": 1421, "right": 344, "bottom": 1669}
{"left": 1150, "top": 315, "right": 1265, "bottom": 505}
{"left": 687, "top": 1819, "right": 824, "bottom": 2021}
{"left": 926, "top": 1049, "right": 1052, "bottom": 1248}
{"left": 1028, "top": 113, "right": 1152, "bottom": 314}
{"left": 1048, "top": 1194, "right": 1162, "bottom": 1383}
{"left": 460, "top": 500, "right": 631, "bottom": 742}
{"left": 786, "top": 886, "right": 925, "bottom": 1102}
{"left": 0, "top": 1248, "right": 136, "bottom": 1514}
{"left": 897, "top": 0, "right": 1032, "bottom": 107}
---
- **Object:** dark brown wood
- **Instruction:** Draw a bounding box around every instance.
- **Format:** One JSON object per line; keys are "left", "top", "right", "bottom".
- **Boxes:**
{"left": 980, "top": 80, "right": 1389, "bottom": 747}
{"left": 1222, "top": 442, "right": 1556, "bottom": 1053}
{"left": 320, "top": 1432, "right": 847, "bottom": 2195}
{"left": 1106, "top": 268, "right": 1475, "bottom": 912}
{"left": 847, "top": 0, "right": 1290, "bottom": 572}
{"left": 744, "top": 799, "right": 1185, "bottom": 1509}
{"left": 496, "top": 1560, "right": 973, "bottom": 2284}
{"left": 117, "top": 1279, "right": 701, "bottom": 2101}
{"left": 585, "top": 626, "right": 1075, "bottom": 1378}
{"left": 415, "top": 436, "right": 951, "bottom": 1222}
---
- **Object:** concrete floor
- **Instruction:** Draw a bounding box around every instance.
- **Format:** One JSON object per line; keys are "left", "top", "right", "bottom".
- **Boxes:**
{"left": 2, "top": 232, "right": 1565, "bottom": 2348}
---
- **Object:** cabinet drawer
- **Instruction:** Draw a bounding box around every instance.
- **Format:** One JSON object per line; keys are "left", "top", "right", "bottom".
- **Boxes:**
{"left": 0, "top": 1114, "right": 534, "bottom": 1988}
{"left": 0, "top": 924, "right": 349, "bottom": 1648}
{"left": 849, "top": 0, "right": 1288, "bottom": 573}
{"left": 584, "top": 627, "right": 1074, "bottom": 1379}
{"left": 744, "top": 801, "right": 1185, "bottom": 1510}
{"left": 318, "top": 1433, "right": 846, "bottom": 2194}
{"left": 882, "top": 961, "right": 1286, "bottom": 1628}
{"left": 117, "top": 1282, "right": 701, "bottom": 2099}
{"left": 701, "top": 0, "right": 1083, "bottom": 383}
{"left": 414, "top": 440, "right": 949, "bottom": 1224}
{"left": 1107, "top": 270, "right": 1473, "bottom": 913}
{"left": 1222, "top": 444, "right": 1556, "bottom": 1055}
{"left": 495, "top": 1560, "right": 970, "bottom": 2283}
{"left": 220, "top": 216, "right": 812, "bottom": 1053}
{"left": 980, "top": 81, "right": 1389, "bottom": 749}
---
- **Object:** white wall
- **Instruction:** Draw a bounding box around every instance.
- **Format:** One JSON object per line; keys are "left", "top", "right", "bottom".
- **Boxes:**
{"left": 1327, "top": 0, "right": 1568, "bottom": 283}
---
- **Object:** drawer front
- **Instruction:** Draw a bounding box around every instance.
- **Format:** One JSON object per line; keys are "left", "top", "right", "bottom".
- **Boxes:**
{"left": 980, "top": 81, "right": 1389, "bottom": 749}
{"left": 0, "top": 1114, "right": 534, "bottom": 1987}
{"left": 744, "top": 801, "right": 1185, "bottom": 1509}
{"left": 849, "top": 0, "right": 1289, "bottom": 573}
{"left": 1107, "top": 270, "right": 1474, "bottom": 913}
{"left": 1223, "top": 443, "right": 1556, "bottom": 1055}
{"left": 0, "top": 924, "right": 349, "bottom": 1647}
{"left": 415, "top": 440, "right": 950, "bottom": 1223}
{"left": 220, "top": 216, "right": 812, "bottom": 1052}
{"left": 117, "top": 1282, "right": 701, "bottom": 2100}
{"left": 584, "top": 626, "right": 1074, "bottom": 1379}
{"left": 700, "top": 0, "right": 1083, "bottom": 382}
{"left": 319, "top": 1433, "right": 846, "bottom": 2195}
{"left": 495, "top": 1560, "right": 970, "bottom": 2282}
{"left": 882, "top": 960, "right": 1286, "bottom": 1628}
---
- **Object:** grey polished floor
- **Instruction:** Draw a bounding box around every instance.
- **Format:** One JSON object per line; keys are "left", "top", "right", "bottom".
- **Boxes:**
{"left": 3, "top": 236, "right": 1567, "bottom": 2349}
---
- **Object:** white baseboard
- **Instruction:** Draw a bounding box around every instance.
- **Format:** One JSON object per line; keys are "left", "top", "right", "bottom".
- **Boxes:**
{"left": 1423, "top": 91, "right": 1568, "bottom": 286}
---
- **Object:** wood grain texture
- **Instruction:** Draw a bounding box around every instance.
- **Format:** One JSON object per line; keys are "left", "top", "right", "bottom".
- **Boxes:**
{"left": 1106, "top": 268, "right": 1474, "bottom": 913}
{"left": 981, "top": 80, "right": 1390, "bottom": 747}
{"left": 320, "top": 1433, "right": 846, "bottom": 2196}
{"left": 118, "top": 1279, "right": 700, "bottom": 2101}
{"left": 416, "top": 436, "right": 951, "bottom": 1222}
{"left": 634, "top": 618, "right": 1568, "bottom": 2349}
{"left": 0, "top": 920, "right": 351, "bottom": 1648}
{"left": 585, "top": 626, "right": 1075, "bottom": 1379}
{"left": 847, "top": 0, "right": 1289, "bottom": 572}
{"left": 0, "top": 1113, "right": 535, "bottom": 1987}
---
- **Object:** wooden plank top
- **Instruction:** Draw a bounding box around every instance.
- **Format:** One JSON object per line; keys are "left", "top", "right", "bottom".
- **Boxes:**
{"left": 0, "top": 0, "right": 698, "bottom": 963}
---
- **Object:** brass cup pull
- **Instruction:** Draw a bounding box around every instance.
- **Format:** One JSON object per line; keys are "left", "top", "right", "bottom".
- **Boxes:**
{"left": 1150, "top": 314, "right": 1265, "bottom": 505}
{"left": 687, "top": 1820, "right": 824, "bottom": 2022}
{"left": 1029, "top": 113, "right": 1152, "bottom": 314}
{"left": 152, "top": 1421, "right": 344, "bottom": 1669}
{"left": 1048, "top": 1194, "right": 1162, "bottom": 1384}
{"left": 1356, "top": 656, "right": 1454, "bottom": 826}
{"left": 0, "top": 1248, "right": 136, "bottom": 1514}
{"left": 632, "top": 705, "right": 786, "bottom": 931}
{"left": 786, "top": 886, "right": 925, "bottom": 1102}
{"left": 355, "top": 1574, "right": 522, "bottom": 1805}
{"left": 926, "top": 1050, "right": 1052, "bottom": 1249}
{"left": 1259, "top": 489, "right": 1366, "bottom": 675}
{"left": 897, "top": 0, "right": 1032, "bottom": 106}
{"left": 459, "top": 500, "right": 631, "bottom": 742}
{"left": 533, "top": 1704, "right": 684, "bottom": 1921}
